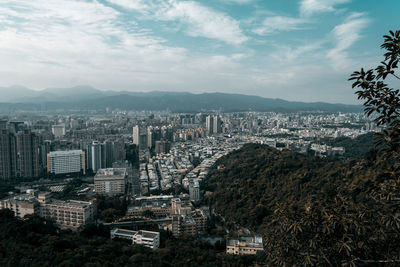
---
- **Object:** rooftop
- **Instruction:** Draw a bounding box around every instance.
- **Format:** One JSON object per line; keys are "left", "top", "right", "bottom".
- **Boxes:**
{"left": 47, "top": 199, "right": 94, "bottom": 208}
{"left": 226, "top": 236, "right": 263, "bottom": 248}
{"left": 137, "top": 230, "right": 159, "bottom": 239}
{"left": 1, "top": 194, "right": 36, "bottom": 203}
{"left": 49, "top": 150, "right": 83, "bottom": 156}
{"left": 113, "top": 228, "right": 137, "bottom": 236}
{"left": 95, "top": 168, "right": 127, "bottom": 179}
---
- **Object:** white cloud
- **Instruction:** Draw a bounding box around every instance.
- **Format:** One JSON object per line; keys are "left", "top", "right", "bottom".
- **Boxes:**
{"left": 159, "top": 1, "right": 247, "bottom": 45}
{"left": 253, "top": 16, "right": 309, "bottom": 35}
{"left": 299, "top": 0, "right": 352, "bottom": 16}
{"left": 107, "top": 0, "right": 149, "bottom": 10}
{"left": 0, "top": 1, "right": 184, "bottom": 87}
{"left": 220, "top": 0, "right": 254, "bottom": 4}
{"left": 0, "top": 0, "right": 251, "bottom": 93}
{"left": 106, "top": 0, "right": 247, "bottom": 45}
{"left": 327, "top": 12, "right": 371, "bottom": 70}
{"left": 0, "top": 0, "right": 373, "bottom": 104}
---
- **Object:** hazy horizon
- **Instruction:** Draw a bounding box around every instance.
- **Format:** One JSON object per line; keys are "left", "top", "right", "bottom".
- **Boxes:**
{"left": 0, "top": 0, "right": 398, "bottom": 104}
{"left": 0, "top": 84, "right": 364, "bottom": 106}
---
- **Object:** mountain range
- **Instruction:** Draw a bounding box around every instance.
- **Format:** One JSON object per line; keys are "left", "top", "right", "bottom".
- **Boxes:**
{"left": 0, "top": 85, "right": 363, "bottom": 112}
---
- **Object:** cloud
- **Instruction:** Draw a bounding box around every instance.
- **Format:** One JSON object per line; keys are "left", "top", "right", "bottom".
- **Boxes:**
{"left": 0, "top": 1, "right": 186, "bottom": 86}
{"left": 106, "top": 0, "right": 150, "bottom": 11}
{"left": 220, "top": 0, "right": 254, "bottom": 4}
{"left": 0, "top": 0, "right": 252, "bottom": 93}
{"left": 253, "top": 16, "right": 309, "bottom": 35}
{"left": 327, "top": 12, "right": 371, "bottom": 70}
{"left": 299, "top": 0, "right": 352, "bottom": 16}
{"left": 106, "top": 0, "right": 248, "bottom": 45}
{"left": 160, "top": 1, "right": 247, "bottom": 45}
{"left": 0, "top": 0, "right": 376, "bottom": 104}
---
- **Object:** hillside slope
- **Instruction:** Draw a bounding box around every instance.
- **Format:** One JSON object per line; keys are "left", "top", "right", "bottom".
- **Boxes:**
{"left": 205, "top": 144, "right": 400, "bottom": 266}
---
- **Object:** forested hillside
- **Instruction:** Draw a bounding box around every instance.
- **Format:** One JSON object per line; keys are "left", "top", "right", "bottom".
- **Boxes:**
{"left": 205, "top": 144, "right": 400, "bottom": 265}
{"left": 319, "top": 132, "right": 376, "bottom": 159}
{"left": 0, "top": 210, "right": 261, "bottom": 266}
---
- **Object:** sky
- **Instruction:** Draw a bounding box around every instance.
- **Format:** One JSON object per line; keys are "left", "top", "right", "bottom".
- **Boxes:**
{"left": 0, "top": 0, "right": 398, "bottom": 104}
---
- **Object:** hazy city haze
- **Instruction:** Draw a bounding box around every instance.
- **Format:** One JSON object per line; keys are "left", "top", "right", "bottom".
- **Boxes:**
{"left": 0, "top": 0, "right": 398, "bottom": 103}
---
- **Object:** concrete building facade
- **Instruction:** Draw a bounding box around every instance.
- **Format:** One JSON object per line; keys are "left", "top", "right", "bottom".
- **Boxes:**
{"left": 189, "top": 179, "right": 200, "bottom": 202}
{"left": 226, "top": 236, "right": 264, "bottom": 255}
{"left": 0, "top": 191, "right": 96, "bottom": 229}
{"left": 111, "top": 228, "right": 160, "bottom": 249}
{"left": 94, "top": 168, "right": 127, "bottom": 196}
{"left": 38, "top": 192, "right": 96, "bottom": 229}
{"left": 47, "top": 150, "right": 85, "bottom": 175}
{"left": 0, "top": 128, "right": 17, "bottom": 180}
{"left": 16, "top": 129, "right": 40, "bottom": 178}
{"left": 0, "top": 191, "right": 38, "bottom": 218}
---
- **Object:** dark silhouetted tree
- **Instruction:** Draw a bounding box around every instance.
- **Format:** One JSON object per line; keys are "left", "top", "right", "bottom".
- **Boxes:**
{"left": 349, "top": 30, "right": 400, "bottom": 154}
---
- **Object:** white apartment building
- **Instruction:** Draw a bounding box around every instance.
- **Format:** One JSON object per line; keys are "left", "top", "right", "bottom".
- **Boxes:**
{"left": 47, "top": 150, "right": 85, "bottom": 175}
{"left": 94, "top": 168, "right": 127, "bottom": 196}
{"left": 38, "top": 192, "right": 96, "bottom": 228}
{"left": 226, "top": 236, "right": 264, "bottom": 255}
{"left": 110, "top": 228, "right": 160, "bottom": 250}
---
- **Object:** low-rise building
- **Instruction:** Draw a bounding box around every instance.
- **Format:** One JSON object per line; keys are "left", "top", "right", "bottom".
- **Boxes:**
{"left": 0, "top": 190, "right": 96, "bottom": 229}
{"left": 226, "top": 236, "right": 264, "bottom": 255}
{"left": 0, "top": 191, "right": 39, "bottom": 218}
{"left": 38, "top": 192, "right": 96, "bottom": 229}
{"left": 127, "top": 205, "right": 171, "bottom": 218}
{"left": 94, "top": 168, "right": 127, "bottom": 196}
{"left": 110, "top": 228, "right": 160, "bottom": 249}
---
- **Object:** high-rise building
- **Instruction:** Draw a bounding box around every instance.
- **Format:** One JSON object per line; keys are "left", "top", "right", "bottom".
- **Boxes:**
{"left": 147, "top": 127, "right": 154, "bottom": 149}
{"left": 9, "top": 121, "right": 25, "bottom": 134}
{"left": 133, "top": 125, "right": 140, "bottom": 146}
{"left": 213, "top": 115, "right": 222, "bottom": 134}
{"left": 39, "top": 140, "right": 51, "bottom": 173}
{"left": 133, "top": 125, "right": 147, "bottom": 150}
{"left": 154, "top": 140, "right": 171, "bottom": 155}
{"left": 206, "top": 115, "right": 214, "bottom": 134}
{"left": 105, "top": 140, "right": 126, "bottom": 167}
{"left": 0, "top": 120, "right": 7, "bottom": 130}
{"left": 16, "top": 129, "right": 39, "bottom": 178}
{"left": 0, "top": 128, "right": 17, "bottom": 180}
{"left": 105, "top": 140, "right": 114, "bottom": 168}
{"left": 90, "top": 141, "right": 103, "bottom": 173}
{"left": 47, "top": 150, "right": 85, "bottom": 175}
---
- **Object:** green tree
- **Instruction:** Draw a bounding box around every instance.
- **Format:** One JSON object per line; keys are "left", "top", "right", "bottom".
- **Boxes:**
{"left": 349, "top": 30, "right": 400, "bottom": 153}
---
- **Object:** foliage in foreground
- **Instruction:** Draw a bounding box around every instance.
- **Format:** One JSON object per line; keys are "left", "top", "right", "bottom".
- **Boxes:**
{"left": 205, "top": 143, "right": 400, "bottom": 266}
{"left": 350, "top": 30, "right": 400, "bottom": 153}
{"left": 205, "top": 30, "right": 400, "bottom": 266}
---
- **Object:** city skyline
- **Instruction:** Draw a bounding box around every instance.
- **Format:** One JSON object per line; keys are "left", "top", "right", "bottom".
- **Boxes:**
{"left": 0, "top": 0, "right": 398, "bottom": 104}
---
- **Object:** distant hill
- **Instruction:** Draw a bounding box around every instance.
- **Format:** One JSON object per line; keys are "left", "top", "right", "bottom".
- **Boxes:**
{"left": 0, "top": 85, "right": 363, "bottom": 112}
